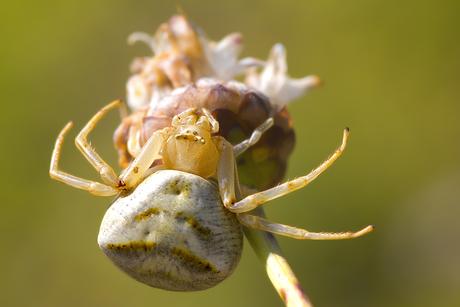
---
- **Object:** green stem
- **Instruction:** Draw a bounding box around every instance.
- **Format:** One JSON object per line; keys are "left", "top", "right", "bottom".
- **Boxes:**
{"left": 243, "top": 208, "right": 313, "bottom": 307}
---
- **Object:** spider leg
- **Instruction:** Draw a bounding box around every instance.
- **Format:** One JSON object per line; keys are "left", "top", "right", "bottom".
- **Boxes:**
{"left": 49, "top": 122, "right": 119, "bottom": 196}
{"left": 233, "top": 117, "right": 274, "bottom": 157}
{"left": 238, "top": 214, "right": 373, "bottom": 240}
{"left": 74, "top": 100, "right": 123, "bottom": 186}
{"left": 201, "top": 108, "right": 220, "bottom": 133}
{"left": 215, "top": 137, "right": 238, "bottom": 208}
{"left": 118, "top": 99, "right": 129, "bottom": 120}
{"left": 127, "top": 123, "right": 143, "bottom": 158}
{"left": 119, "top": 128, "right": 169, "bottom": 189}
{"left": 228, "top": 128, "right": 350, "bottom": 213}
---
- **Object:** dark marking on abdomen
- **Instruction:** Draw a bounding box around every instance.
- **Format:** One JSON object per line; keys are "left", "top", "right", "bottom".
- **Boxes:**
{"left": 170, "top": 246, "right": 218, "bottom": 273}
{"left": 134, "top": 208, "right": 212, "bottom": 239}
{"left": 106, "top": 241, "right": 156, "bottom": 252}
{"left": 134, "top": 207, "right": 160, "bottom": 221}
{"left": 175, "top": 211, "right": 212, "bottom": 237}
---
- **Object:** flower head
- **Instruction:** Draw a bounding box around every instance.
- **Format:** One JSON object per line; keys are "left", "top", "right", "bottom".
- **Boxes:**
{"left": 126, "top": 15, "right": 262, "bottom": 111}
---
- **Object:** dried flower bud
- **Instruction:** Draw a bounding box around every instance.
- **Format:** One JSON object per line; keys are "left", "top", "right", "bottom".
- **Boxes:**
{"left": 117, "top": 15, "right": 319, "bottom": 190}
{"left": 126, "top": 15, "right": 262, "bottom": 111}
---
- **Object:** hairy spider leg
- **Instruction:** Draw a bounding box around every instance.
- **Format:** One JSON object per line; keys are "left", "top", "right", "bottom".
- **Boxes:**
{"left": 237, "top": 214, "right": 373, "bottom": 240}
{"left": 119, "top": 128, "right": 169, "bottom": 188}
{"left": 216, "top": 116, "right": 275, "bottom": 207}
{"left": 216, "top": 137, "right": 237, "bottom": 206}
{"left": 229, "top": 127, "right": 373, "bottom": 240}
{"left": 118, "top": 99, "right": 129, "bottom": 120}
{"left": 228, "top": 128, "right": 350, "bottom": 213}
{"left": 127, "top": 121, "right": 143, "bottom": 157}
{"left": 74, "top": 100, "right": 123, "bottom": 186}
{"left": 233, "top": 117, "right": 274, "bottom": 157}
{"left": 50, "top": 100, "right": 168, "bottom": 195}
{"left": 50, "top": 122, "right": 119, "bottom": 196}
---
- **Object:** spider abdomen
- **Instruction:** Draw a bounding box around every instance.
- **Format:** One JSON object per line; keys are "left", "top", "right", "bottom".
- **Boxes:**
{"left": 98, "top": 170, "right": 243, "bottom": 291}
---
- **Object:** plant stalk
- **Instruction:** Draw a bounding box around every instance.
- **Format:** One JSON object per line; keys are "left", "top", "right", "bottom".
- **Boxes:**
{"left": 243, "top": 207, "right": 313, "bottom": 307}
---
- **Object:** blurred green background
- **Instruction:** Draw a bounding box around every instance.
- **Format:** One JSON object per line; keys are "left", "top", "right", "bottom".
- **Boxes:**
{"left": 1, "top": 1, "right": 459, "bottom": 306}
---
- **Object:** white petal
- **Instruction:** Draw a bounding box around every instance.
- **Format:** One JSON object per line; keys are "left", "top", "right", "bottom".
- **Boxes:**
{"left": 245, "top": 43, "right": 320, "bottom": 110}
{"left": 275, "top": 75, "right": 321, "bottom": 106}
{"left": 215, "top": 33, "right": 243, "bottom": 58}
{"left": 149, "top": 85, "right": 172, "bottom": 111}
{"left": 126, "top": 75, "right": 152, "bottom": 111}
{"left": 127, "top": 32, "right": 156, "bottom": 52}
{"left": 202, "top": 32, "right": 262, "bottom": 80}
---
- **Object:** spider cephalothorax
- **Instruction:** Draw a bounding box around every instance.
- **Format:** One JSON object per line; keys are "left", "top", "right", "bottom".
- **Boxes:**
{"left": 163, "top": 108, "right": 220, "bottom": 178}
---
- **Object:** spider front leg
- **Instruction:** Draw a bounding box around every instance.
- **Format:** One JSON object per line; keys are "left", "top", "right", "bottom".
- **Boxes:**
{"left": 216, "top": 137, "right": 238, "bottom": 207}
{"left": 233, "top": 117, "right": 274, "bottom": 157}
{"left": 50, "top": 122, "right": 119, "bottom": 196}
{"left": 228, "top": 128, "right": 350, "bottom": 213}
{"left": 238, "top": 214, "right": 373, "bottom": 240}
{"left": 74, "top": 100, "right": 124, "bottom": 187}
{"left": 119, "top": 128, "right": 169, "bottom": 188}
{"left": 216, "top": 117, "right": 274, "bottom": 207}
{"left": 50, "top": 100, "right": 167, "bottom": 195}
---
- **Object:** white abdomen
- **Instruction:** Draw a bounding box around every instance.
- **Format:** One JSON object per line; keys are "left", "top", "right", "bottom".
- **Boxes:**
{"left": 98, "top": 170, "right": 243, "bottom": 291}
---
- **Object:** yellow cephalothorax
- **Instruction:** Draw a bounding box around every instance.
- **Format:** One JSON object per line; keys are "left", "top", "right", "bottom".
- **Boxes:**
{"left": 162, "top": 108, "right": 220, "bottom": 178}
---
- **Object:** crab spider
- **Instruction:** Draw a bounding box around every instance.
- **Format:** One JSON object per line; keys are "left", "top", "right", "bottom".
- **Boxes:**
{"left": 50, "top": 99, "right": 372, "bottom": 240}
{"left": 50, "top": 100, "right": 372, "bottom": 291}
